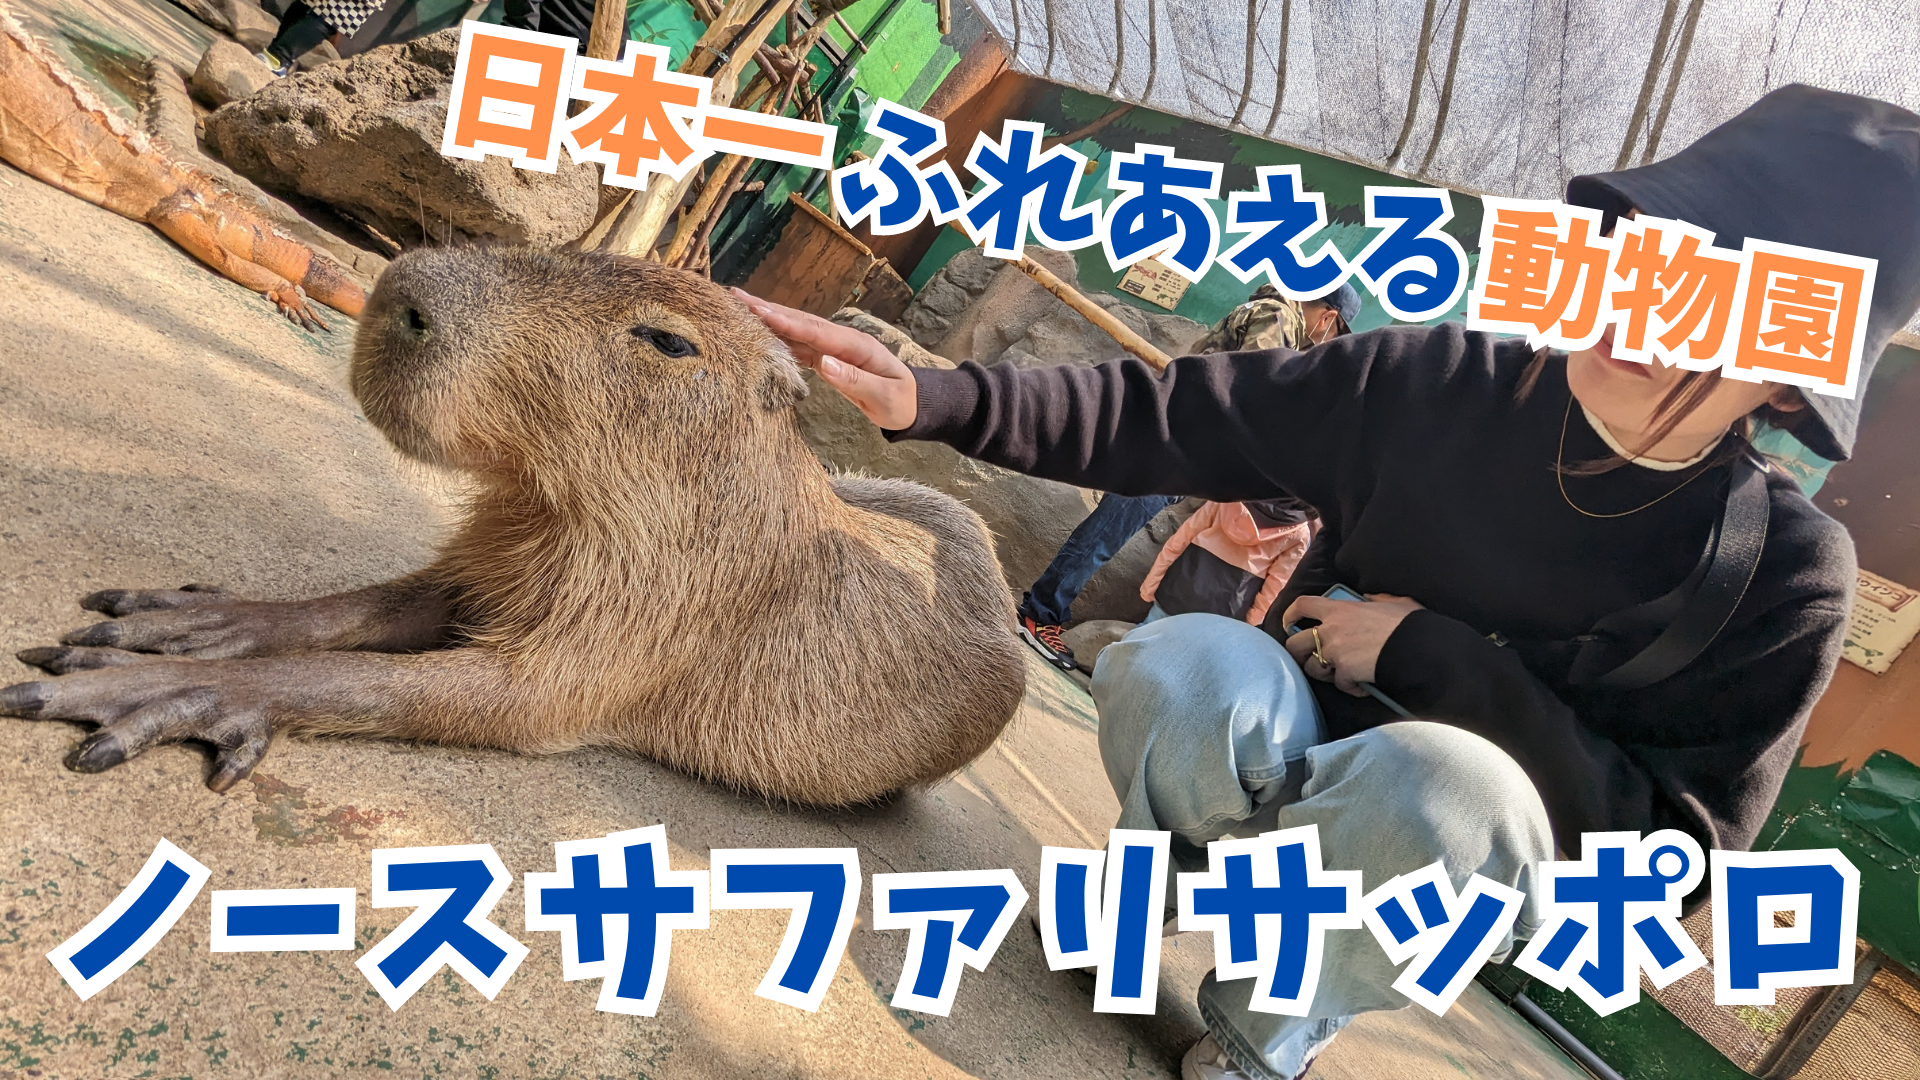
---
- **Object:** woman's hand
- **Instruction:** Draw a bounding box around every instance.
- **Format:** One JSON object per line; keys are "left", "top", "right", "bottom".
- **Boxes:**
{"left": 1281, "top": 593, "right": 1424, "bottom": 696}
{"left": 731, "top": 289, "right": 919, "bottom": 430}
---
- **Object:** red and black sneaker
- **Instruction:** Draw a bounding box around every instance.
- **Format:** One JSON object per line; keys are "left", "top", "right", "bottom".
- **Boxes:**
{"left": 1018, "top": 616, "right": 1078, "bottom": 671}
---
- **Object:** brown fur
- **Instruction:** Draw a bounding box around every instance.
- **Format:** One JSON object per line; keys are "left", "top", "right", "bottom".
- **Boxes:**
{"left": 5, "top": 247, "right": 1026, "bottom": 806}
{"left": 362, "top": 248, "right": 1027, "bottom": 802}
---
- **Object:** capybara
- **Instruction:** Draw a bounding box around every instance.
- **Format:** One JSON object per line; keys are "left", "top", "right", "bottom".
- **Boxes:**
{"left": 3, "top": 248, "right": 1028, "bottom": 805}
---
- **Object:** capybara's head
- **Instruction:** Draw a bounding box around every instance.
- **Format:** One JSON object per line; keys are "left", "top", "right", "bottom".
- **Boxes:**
{"left": 351, "top": 248, "right": 807, "bottom": 476}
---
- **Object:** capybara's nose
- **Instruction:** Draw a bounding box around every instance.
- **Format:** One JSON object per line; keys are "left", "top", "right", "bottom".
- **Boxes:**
{"left": 363, "top": 248, "right": 504, "bottom": 352}
{"left": 401, "top": 303, "right": 431, "bottom": 341}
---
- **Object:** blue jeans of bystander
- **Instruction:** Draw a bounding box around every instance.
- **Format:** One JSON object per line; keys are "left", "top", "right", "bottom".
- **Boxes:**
{"left": 1020, "top": 494, "right": 1180, "bottom": 626}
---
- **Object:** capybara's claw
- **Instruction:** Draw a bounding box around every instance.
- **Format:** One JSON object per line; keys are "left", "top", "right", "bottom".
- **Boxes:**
{"left": 60, "top": 621, "right": 124, "bottom": 648}
{"left": 0, "top": 681, "right": 46, "bottom": 716}
{"left": 18, "top": 646, "right": 148, "bottom": 674}
{"left": 81, "top": 584, "right": 229, "bottom": 617}
{"left": 66, "top": 730, "right": 126, "bottom": 772}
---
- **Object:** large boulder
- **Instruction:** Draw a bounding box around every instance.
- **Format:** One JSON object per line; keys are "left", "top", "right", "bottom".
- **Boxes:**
{"left": 1061, "top": 619, "right": 1137, "bottom": 673}
{"left": 900, "top": 246, "right": 1206, "bottom": 367}
{"left": 222, "top": 0, "right": 278, "bottom": 51}
{"left": 798, "top": 309, "right": 1099, "bottom": 595}
{"left": 203, "top": 29, "right": 600, "bottom": 248}
{"left": 190, "top": 40, "right": 274, "bottom": 108}
{"left": 995, "top": 291, "right": 1205, "bottom": 370}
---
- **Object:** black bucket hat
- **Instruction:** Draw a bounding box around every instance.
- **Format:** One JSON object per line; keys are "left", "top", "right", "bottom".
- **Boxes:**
{"left": 1567, "top": 84, "right": 1920, "bottom": 462}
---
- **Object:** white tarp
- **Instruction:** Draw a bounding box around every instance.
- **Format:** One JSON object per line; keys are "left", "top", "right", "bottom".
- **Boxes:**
{"left": 973, "top": 0, "right": 1920, "bottom": 198}
{"left": 970, "top": 0, "right": 1920, "bottom": 338}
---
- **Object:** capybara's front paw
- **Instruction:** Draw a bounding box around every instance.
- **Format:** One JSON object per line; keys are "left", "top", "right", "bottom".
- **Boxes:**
{"left": 0, "top": 658, "right": 273, "bottom": 792}
{"left": 53, "top": 584, "right": 304, "bottom": 660}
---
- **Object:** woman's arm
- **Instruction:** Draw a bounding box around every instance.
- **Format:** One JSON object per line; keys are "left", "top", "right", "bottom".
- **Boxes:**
{"left": 738, "top": 292, "right": 1481, "bottom": 507}
{"left": 1246, "top": 524, "right": 1312, "bottom": 626}
{"left": 1369, "top": 583, "right": 1849, "bottom": 855}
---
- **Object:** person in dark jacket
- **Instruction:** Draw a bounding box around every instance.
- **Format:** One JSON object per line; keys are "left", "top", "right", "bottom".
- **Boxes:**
{"left": 501, "top": 0, "right": 597, "bottom": 44}
{"left": 739, "top": 86, "right": 1919, "bottom": 1080}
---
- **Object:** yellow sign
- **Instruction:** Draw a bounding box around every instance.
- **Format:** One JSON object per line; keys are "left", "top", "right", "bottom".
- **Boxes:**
{"left": 1842, "top": 568, "right": 1920, "bottom": 674}
{"left": 1118, "top": 258, "right": 1190, "bottom": 311}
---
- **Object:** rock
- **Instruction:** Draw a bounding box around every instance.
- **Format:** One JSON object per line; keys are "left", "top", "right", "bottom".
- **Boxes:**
{"left": 797, "top": 313, "right": 1099, "bottom": 593}
{"left": 295, "top": 39, "right": 341, "bottom": 71}
{"left": 190, "top": 39, "right": 274, "bottom": 107}
{"left": 222, "top": 0, "right": 279, "bottom": 51}
{"left": 899, "top": 245, "right": 1069, "bottom": 355}
{"left": 168, "top": 0, "right": 232, "bottom": 33}
{"left": 142, "top": 56, "right": 387, "bottom": 288}
{"left": 995, "top": 291, "right": 1205, "bottom": 370}
{"left": 830, "top": 307, "right": 951, "bottom": 369}
{"left": 902, "top": 243, "right": 1206, "bottom": 368}
{"left": 203, "top": 28, "right": 601, "bottom": 248}
{"left": 899, "top": 297, "right": 954, "bottom": 348}
{"left": 913, "top": 274, "right": 972, "bottom": 319}
{"left": 1061, "top": 619, "right": 1138, "bottom": 673}
{"left": 939, "top": 245, "right": 1005, "bottom": 295}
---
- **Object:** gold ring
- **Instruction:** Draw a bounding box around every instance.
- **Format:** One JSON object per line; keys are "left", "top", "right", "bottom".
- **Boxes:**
{"left": 1310, "top": 627, "right": 1328, "bottom": 668}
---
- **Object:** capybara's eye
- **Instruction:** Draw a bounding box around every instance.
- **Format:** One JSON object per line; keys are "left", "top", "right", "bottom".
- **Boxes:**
{"left": 633, "top": 326, "right": 698, "bottom": 358}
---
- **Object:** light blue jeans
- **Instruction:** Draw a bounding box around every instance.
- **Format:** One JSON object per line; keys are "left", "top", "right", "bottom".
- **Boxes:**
{"left": 1091, "top": 613, "right": 1555, "bottom": 1080}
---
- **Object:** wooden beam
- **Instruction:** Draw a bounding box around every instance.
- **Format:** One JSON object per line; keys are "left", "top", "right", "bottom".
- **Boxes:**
{"left": 585, "top": 0, "right": 626, "bottom": 61}
{"left": 596, "top": 0, "right": 800, "bottom": 258}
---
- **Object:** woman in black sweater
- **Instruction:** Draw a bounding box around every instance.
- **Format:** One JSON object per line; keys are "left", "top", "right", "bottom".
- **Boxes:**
{"left": 744, "top": 86, "right": 1920, "bottom": 1079}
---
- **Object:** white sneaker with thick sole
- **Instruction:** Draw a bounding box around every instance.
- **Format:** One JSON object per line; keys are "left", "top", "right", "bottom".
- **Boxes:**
{"left": 1182, "top": 1034, "right": 1256, "bottom": 1080}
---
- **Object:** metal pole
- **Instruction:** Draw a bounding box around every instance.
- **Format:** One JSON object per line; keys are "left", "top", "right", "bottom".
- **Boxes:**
{"left": 1510, "top": 993, "right": 1629, "bottom": 1080}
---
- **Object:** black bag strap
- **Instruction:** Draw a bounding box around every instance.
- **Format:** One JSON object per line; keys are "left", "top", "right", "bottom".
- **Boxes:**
{"left": 1567, "top": 450, "right": 1772, "bottom": 691}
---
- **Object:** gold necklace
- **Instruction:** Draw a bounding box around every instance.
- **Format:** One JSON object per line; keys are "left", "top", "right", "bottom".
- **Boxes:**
{"left": 1556, "top": 397, "right": 1718, "bottom": 519}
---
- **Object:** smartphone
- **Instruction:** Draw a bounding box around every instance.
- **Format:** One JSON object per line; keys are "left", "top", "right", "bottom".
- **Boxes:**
{"left": 1284, "top": 583, "right": 1367, "bottom": 634}
{"left": 1285, "top": 584, "right": 1415, "bottom": 719}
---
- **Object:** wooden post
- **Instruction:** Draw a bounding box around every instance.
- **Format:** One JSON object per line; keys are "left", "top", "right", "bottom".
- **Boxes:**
{"left": 1013, "top": 255, "right": 1173, "bottom": 370}
{"left": 585, "top": 0, "right": 626, "bottom": 61}
{"left": 596, "top": 0, "right": 799, "bottom": 258}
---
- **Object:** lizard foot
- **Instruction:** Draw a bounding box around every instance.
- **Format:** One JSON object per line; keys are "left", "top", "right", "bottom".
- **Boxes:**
{"left": 270, "top": 283, "right": 331, "bottom": 332}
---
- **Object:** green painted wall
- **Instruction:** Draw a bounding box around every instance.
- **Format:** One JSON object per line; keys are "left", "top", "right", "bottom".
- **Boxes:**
{"left": 707, "top": 0, "right": 960, "bottom": 280}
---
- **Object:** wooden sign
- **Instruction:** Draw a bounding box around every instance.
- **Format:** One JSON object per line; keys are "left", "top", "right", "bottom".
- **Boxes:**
{"left": 1843, "top": 568, "right": 1920, "bottom": 674}
{"left": 1118, "top": 257, "right": 1190, "bottom": 311}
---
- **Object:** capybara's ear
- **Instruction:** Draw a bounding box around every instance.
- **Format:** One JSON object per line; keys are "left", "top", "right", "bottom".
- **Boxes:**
{"left": 759, "top": 340, "right": 809, "bottom": 410}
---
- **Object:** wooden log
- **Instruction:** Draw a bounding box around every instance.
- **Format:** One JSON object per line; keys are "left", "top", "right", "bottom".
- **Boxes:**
{"left": 585, "top": 0, "right": 626, "bottom": 61}
{"left": 662, "top": 153, "right": 751, "bottom": 266}
{"left": 659, "top": 12, "right": 827, "bottom": 268}
{"left": 597, "top": 0, "right": 799, "bottom": 258}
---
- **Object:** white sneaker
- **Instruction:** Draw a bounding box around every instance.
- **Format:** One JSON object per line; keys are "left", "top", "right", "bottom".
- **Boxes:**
{"left": 1182, "top": 1034, "right": 1257, "bottom": 1080}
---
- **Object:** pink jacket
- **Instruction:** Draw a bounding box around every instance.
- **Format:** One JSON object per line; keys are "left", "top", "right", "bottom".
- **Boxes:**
{"left": 1140, "top": 502, "right": 1315, "bottom": 625}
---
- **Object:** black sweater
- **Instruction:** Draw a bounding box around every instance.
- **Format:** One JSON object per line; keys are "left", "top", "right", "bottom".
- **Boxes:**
{"left": 891, "top": 324, "right": 1854, "bottom": 855}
